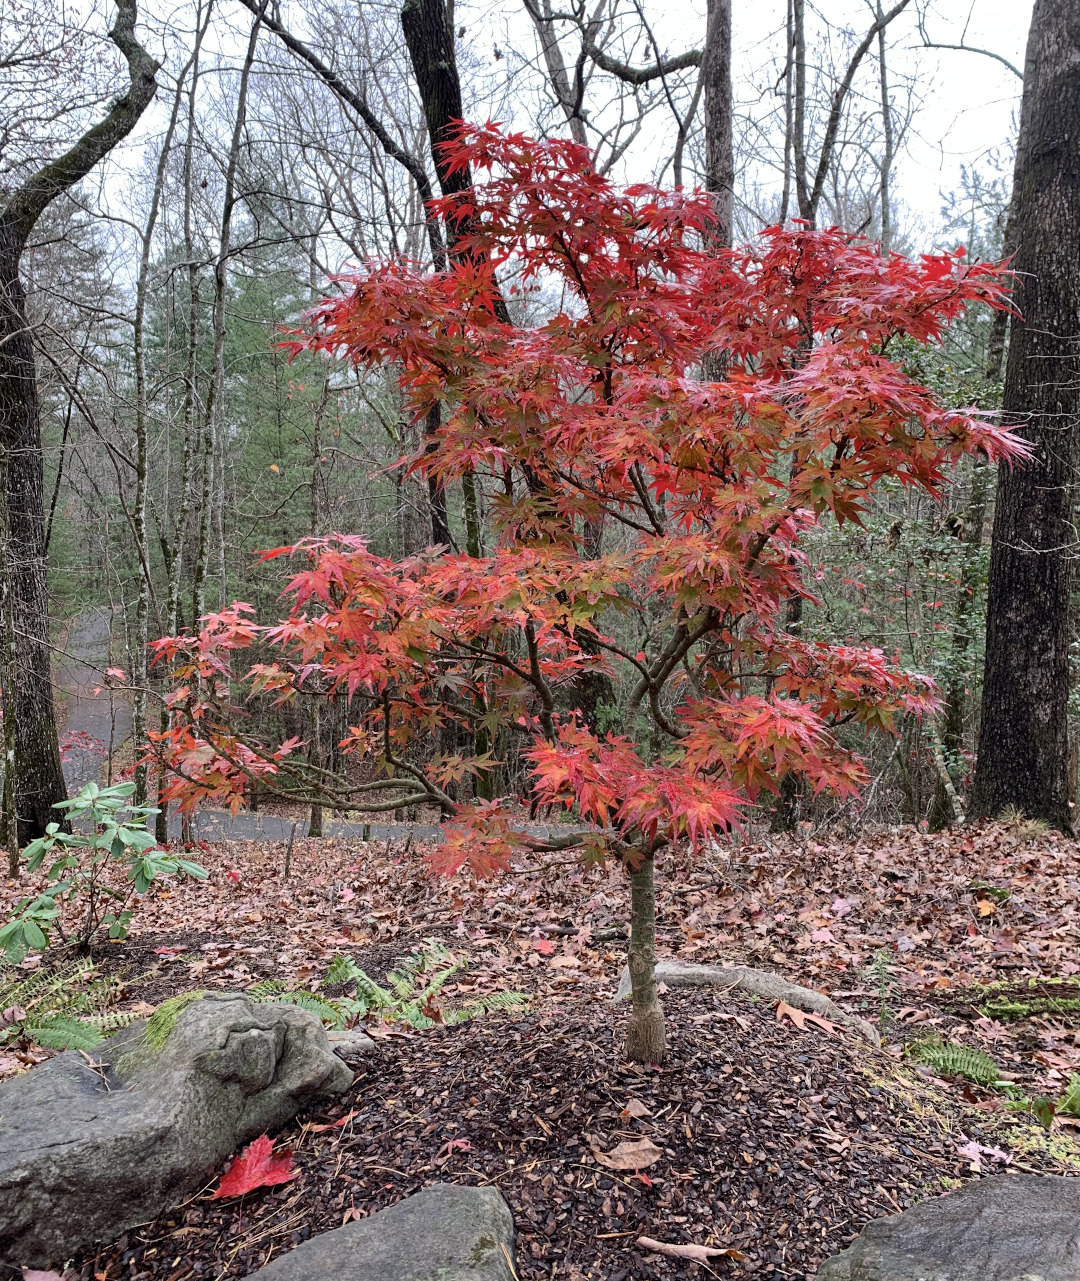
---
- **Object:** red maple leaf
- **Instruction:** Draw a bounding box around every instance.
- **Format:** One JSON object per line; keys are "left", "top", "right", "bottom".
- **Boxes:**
{"left": 211, "top": 1135, "right": 297, "bottom": 1199}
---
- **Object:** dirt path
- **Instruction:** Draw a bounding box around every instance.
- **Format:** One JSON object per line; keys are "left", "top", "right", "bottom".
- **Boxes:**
{"left": 54, "top": 606, "right": 131, "bottom": 795}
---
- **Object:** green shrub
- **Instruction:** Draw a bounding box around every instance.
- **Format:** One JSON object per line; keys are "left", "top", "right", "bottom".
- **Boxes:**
{"left": 0, "top": 781, "right": 208, "bottom": 962}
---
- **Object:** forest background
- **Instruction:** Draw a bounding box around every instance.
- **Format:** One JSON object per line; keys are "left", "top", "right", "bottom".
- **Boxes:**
{"left": 0, "top": 0, "right": 1057, "bottom": 843}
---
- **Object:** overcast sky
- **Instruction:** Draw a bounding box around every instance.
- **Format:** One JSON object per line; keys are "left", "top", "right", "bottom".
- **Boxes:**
{"left": 474, "top": 0, "right": 1033, "bottom": 246}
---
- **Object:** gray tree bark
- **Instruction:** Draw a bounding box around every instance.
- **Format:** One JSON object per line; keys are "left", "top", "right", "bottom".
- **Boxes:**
{"left": 971, "top": 0, "right": 1080, "bottom": 832}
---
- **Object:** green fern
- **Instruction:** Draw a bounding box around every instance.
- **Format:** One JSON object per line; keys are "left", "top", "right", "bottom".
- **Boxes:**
{"left": 911, "top": 1035, "right": 1002, "bottom": 1087}
{"left": 444, "top": 989, "right": 531, "bottom": 1026}
{"left": 245, "top": 939, "right": 527, "bottom": 1032}
{"left": 0, "top": 958, "right": 136, "bottom": 1052}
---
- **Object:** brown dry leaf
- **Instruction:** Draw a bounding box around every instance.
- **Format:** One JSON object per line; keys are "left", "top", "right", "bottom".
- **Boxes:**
{"left": 620, "top": 1098, "right": 652, "bottom": 1120}
{"left": 588, "top": 1135, "right": 663, "bottom": 1170}
{"left": 636, "top": 1237, "right": 746, "bottom": 1263}
{"left": 776, "top": 1000, "right": 836, "bottom": 1036}
{"left": 128, "top": 1000, "right": 157, "bottom": 1016}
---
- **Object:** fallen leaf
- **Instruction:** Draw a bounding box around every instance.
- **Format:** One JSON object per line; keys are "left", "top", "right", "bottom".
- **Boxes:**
{"left": 776, "top": 1001, "right": 837, "bottom": 1036}
{"left": 308, "top": 1110, "right": 356, "bottom": 1133}
{"left": 23, "top": 1269, "right": 64, "bottom": 1281}
{"left": 211, "top": 1134, "right": 297, "bottom": 1199}
{"left": 620, "top": 1098, "right": 652, "bottom": 1119}
{"left": 127, "top": 1001, "right": 156, "bottom": 1016}
{"left": 956, "top": 1139, "right": 1012, "bottom": 1171}
{"left": 534, "top": 937, "right": 556, "bottom": 956}
{"left": 588, "top": 1135, "right": 663, "bottom": 1171}
{"left": 636, "top": 1237, "right": 745, "bottom": 1263}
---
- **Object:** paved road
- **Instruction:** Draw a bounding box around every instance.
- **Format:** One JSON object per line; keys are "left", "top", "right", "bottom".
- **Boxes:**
{"left": 169, "top": 809, "right": 447, "bottom": 844}
{"left": 55, "top": 606, "right": 132, "bottom": 795}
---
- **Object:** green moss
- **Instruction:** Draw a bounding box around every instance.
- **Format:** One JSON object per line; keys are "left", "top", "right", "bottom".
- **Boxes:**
{"left": 971, "top": 977, "right": 1078, "bottom": 1022}
{"left": 143, "top": 990, "right": 208, "bottom": 1051}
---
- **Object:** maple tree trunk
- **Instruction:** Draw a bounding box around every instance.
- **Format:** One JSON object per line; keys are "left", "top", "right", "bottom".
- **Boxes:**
{"left": 625, "top": 852, "right": 666, "bottom": 1064}
{"left": 971, "top": 0, "right": 1080, "bottom": 833}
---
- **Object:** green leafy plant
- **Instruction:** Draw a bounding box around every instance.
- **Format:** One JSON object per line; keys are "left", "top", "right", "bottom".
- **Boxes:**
{"left": 1059, "top": 1074, "right": 1080, "bottom": 1119}
{"left": 910, "top": 1035, "right": 1002, "bottom": 1087}
{"left": 0, "top": 781, "right": 208, "bottom": 962}
{"left": 248, "top": 939, "right": 529, "bottom": 1031}
{"left": 0, "top": 958, "right": 136, "bottom": 1051}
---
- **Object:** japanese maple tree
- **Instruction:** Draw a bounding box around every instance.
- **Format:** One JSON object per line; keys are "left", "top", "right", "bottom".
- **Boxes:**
{"left": 152, "top": 126, "right": 1021, "bottom": 1063}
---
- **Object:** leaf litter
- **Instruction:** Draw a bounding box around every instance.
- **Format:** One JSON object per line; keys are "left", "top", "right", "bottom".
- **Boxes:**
{"left": 2, "top": 815, "right": 1077, "bottom": 1279}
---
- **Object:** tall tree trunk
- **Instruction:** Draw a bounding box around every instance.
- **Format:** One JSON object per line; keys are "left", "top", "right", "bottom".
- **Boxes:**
{"left": 625, "top": 851, "right": 665, "bottom": 1064}
{"left": 156, "top": 10, "right": 208, "bottom": 846}
{"left": 194, "top": 3, "right": 262, "bottom": 625}
{"left": 0, "top": 0, "right": 158, "bottom": 841}
{"left": 702, "top": 0, "right": 733, "bottom": 249}
{"left": 876, "top": 0, "right": 894, "bottom": 252}
{"left": 970, "top": 0, "right": 1080, "bottom": 833}
{"left": 928, "top": 461, "right": 990, "bottom": 831}
{"left": 133, "top": 62, "right": 190, "bottom": 813}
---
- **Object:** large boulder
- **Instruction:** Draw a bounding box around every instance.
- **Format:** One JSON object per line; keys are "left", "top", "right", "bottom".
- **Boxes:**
{"left": 817, "top": 1174, "right": 1080, "bottom": 1280}
{"left": 244, "top": 1184, "right": 516, "bottom": 1281}
{"left": 0, "top": 992, "right": 353, "bottom": 1267}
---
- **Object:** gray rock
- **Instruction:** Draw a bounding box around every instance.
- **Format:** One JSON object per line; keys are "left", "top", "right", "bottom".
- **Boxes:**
{"left": 244, "top": 1184, "right": 516, "bottom": 1281}
{"left": 817, "top": 1174, "right": 1080, "bottom": 1280}
{"left": 613, "top": 960, "right": 880, "bottom": 1044}
{"left": 0, "top": 992, "right": 352, "bottom": 1267}
{"left": 327, "top": 1028, "right": 376, "bottom": 1058}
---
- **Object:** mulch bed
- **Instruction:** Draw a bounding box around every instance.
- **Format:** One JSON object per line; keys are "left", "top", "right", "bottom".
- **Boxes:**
{"left": 71, "top": 988, "right": 1073, "bottom": 1281}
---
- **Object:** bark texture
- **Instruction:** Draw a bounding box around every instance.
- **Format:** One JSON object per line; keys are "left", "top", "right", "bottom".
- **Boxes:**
{"left": 971, "top": 0, "right": 1080, "bottom": 832}
{"left": 625, "top": 853, "right": 666, "bottom": 1064}
{"left": 0, "top": 0, "right": 158, "bottom": 840}
{"left": 702, "top": 0, "right": 733, "bottom": 249}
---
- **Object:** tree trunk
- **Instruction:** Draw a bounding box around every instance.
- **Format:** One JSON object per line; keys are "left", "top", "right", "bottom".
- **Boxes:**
{"left": 702, "top": 0, "right": 733, "bottom": 249}
{"left": 970, "top": 0, "right": 1080, "bottom": 833}
{"left": 156, "top": 11, "right": 208, "bottom": 847}
{"left": 0, "top": 239, "right": 68, "bottom": 843}
{"left": 625, "top": 852, "right": 666, "bottom": 1064}
{"left": 928, "top": 461, "right": 989, "bottom": 831}
{"left": 0, "top": 0, "right": 159, "bottom": 837}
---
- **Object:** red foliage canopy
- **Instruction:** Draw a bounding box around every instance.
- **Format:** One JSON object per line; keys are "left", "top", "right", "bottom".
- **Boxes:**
{"left": 151, "top": 125, "right": 1023, "bottom": 875}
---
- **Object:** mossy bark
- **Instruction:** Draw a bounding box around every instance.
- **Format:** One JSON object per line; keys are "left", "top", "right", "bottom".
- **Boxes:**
{"left": 625, "top": 852, "right": 666, "bottom": 1064}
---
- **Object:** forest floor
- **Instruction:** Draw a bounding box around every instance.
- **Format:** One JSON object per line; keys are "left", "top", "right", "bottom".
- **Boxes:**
{"left": 1, "top": 816, "right": 1078, "bottom": 1280}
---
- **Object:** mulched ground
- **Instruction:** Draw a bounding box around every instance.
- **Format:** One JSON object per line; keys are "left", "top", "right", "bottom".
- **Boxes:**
{"left": 70, "top": 987, "right": 1075, "bottom": 1281}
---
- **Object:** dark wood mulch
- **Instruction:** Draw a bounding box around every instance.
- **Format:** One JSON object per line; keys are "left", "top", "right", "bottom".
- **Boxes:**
{"left": 72, "top": 989, "right": 1071, "bottom": 1281}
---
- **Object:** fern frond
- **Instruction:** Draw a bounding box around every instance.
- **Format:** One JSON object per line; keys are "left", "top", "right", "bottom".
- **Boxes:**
{"left": 911, "top": 1036, "right": 1001, "bottom": 1087}
{"left": 258, "top": 989, "right": 346, "bottom": 1027}
{"left": 444, "top": 990, "right": 529, "bottom": 1026}
{"left": 322, "top": 954, "right": 364, "bottom": 987}
{"left": 29, "top": 1014, "right": 105, "bottom": 1050}
{"left": 246, "top": 978, "right": 290, "bottom": 1000}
